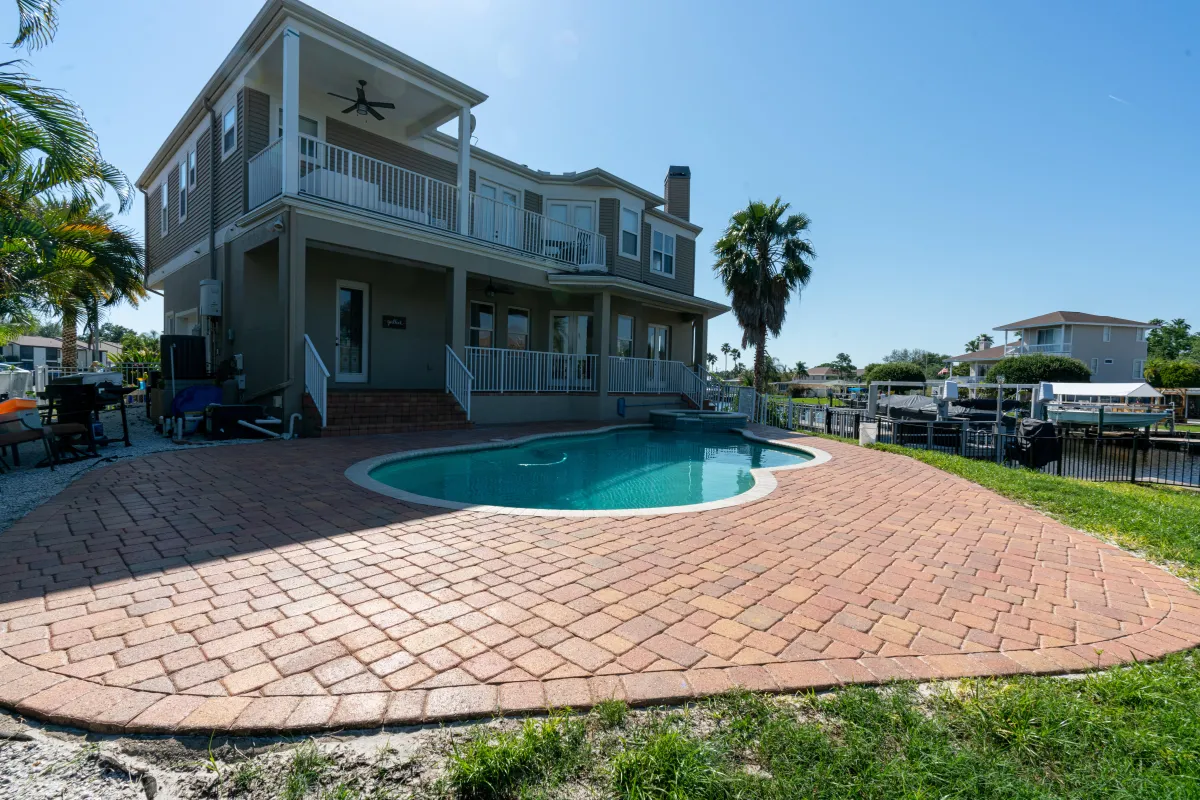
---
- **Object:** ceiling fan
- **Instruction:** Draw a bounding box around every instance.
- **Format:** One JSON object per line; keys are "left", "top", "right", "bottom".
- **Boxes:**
{"left": 327, "top": 80, "right": 395, "bottom": 120}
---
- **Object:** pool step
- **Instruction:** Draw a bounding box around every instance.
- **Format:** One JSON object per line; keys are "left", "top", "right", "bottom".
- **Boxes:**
{"left": 304, "top": 390, "right": 472, "bottom": 437}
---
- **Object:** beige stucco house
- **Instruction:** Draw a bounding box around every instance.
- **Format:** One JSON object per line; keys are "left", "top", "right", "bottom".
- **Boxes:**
{"left": 136, "top": 0, "right": 727, "bottom": 433}
{"left": 950, "top": 311, "right": 1158, "bottom": 382}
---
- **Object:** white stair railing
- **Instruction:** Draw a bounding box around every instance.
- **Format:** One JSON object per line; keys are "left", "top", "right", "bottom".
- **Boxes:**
{"left": 304, "top": 334, "right": 330, "bottom": 427}
{"left": 445, "top": 345, "right": 473, "bottom": 420}
{"left": 465, "top": 347, "right": 597, "bottom": 393}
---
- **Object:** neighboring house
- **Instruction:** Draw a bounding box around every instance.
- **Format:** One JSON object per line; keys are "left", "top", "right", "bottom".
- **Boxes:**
{"left": 949, "top": 312, "right": 1158, "bottom": 382}
{"left": 0, "top": 336, "right": 119, "bottom": 370}
{"left": 136, "top": 0, "right": 727, "bottom": 429}
{"left": 772, "top": 368, "right": 866, "bottom": 396}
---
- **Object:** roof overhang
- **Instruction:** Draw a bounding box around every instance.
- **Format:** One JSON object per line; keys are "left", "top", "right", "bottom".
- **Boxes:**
{"left": 427, "top": 131, "right": 665, "bottom": 208}
{"left": 136, "top": 0, "right": 488, "bottom": 190}
{"left": 644, "top": 206, "right": 702, "bottom": 235}
{"left": 546, "top": 273, "right": 729, "bottom": 318}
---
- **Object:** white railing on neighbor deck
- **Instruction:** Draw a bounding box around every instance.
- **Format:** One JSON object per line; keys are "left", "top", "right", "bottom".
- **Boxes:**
{"left": 445, "top": 345, "right": 473, "bottom": 420}
{"left": 609, "top": 357, "right": 705, "bottom": 408}
{"left": 248, "top": 138, "right": 283, "bottom": 209}
{"left": 468, "top": 193, "right": 606, "bottom": 268}
{"left": 245, "top": 135, "right": 608, "bottom": 269}
{"left": 1004, "top": 343, "right": 1071, "bottom": 355}
{"left": 304, "top": 334, "right": 329, "bottom": 427}
{"left": 465, "top": 347, "right": 597, "bottom": 393}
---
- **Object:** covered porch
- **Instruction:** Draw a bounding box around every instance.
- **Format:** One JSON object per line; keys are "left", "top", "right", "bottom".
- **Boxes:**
{"left": 282, "top": 238, "right": 723, "bottom": 428}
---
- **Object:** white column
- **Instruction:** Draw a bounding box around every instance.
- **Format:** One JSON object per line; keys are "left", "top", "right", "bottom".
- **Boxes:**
{"left": 281, "top": 27, "right": 301, "bottom": 196}
{"left": 456, "top": 106, "right": 472, "bottom": 235}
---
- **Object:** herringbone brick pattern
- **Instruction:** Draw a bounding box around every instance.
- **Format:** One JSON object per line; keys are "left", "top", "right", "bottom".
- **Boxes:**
{"left": 1, "top": 423, "right": 1197, "bottom": 734}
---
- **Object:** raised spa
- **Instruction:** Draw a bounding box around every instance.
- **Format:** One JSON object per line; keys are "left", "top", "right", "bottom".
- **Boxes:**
{"left": 648, "top": 409, "right": 747, "bottom": 432}
{"left": 365, "top": 428, "right": 813, "bottom": 511}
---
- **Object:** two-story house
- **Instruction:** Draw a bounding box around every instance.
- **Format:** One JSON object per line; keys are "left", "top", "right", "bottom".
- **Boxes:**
{"left": 949, "top": 312, "right": 1158, "bottom": 382}
{"left": 136, "top": 0, "right": 727, "bottom": 433}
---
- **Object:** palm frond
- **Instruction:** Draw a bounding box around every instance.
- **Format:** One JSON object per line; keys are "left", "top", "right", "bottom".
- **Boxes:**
{"left": 11, "top": 0, "right": 58, "bottom": 50}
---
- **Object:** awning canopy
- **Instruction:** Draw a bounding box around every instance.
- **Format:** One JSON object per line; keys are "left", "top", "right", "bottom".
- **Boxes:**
{"left": 1050, "top": 382, "right": 1163, "bottom": 399}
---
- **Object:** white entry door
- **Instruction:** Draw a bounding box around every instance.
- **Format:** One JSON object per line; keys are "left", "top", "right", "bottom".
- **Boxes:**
{"left": 335, "top": 280, "right": 369, "bottom": 382}
{"left": 478, "top": 181, "right": 521, "bottom": 247}
{"left": 646, "top": 324, "right": 670, "bottom": 390}
{"left": 549, "top": 312, "right": 594, "bottom": 390}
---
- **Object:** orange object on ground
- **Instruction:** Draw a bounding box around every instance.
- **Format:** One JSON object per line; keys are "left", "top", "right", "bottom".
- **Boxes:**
{"left": 0, "top": 397, "right": 36, "bottom": 415}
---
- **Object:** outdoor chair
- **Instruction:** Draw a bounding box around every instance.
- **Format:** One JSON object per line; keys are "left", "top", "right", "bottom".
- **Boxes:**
{"left": 40, "top": 384, "right": 99, "bottom": 468}
{"left": 0, "top": 410, "right": 49, "bottom": 471}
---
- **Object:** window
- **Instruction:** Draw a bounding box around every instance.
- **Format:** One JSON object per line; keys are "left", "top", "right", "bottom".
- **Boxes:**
{"left": 186, "top": 149, "right": 196, "bottom": 189}
{"left": 1104, "top": 358, "right": 1113, "bottom": 364}
{"left": 177, "top": 161, "right": 187, "bottom": 221}
{"left": 1133, "top": 359, "right": 1145, "bottom": 380}
{"left": 1136, "top": 327, "right": 1146, "bottom": 342}
{"left": 506, "top": 308, "right": 529, "bottom": 350}
{"left": 221, "top": 107, "right": 237, "bottom": 157}
{"left": 470, "top": 302, "right": 494, "bottom": 348}
{"left": 616, "top": 315, "right": 634, "bottom": 357}
{"left": 18, "top": 345, "right": 33, "bottom": 370}
{"left": 1091, "top": 357, "right": 1099, "bottom": 374}
{"left": 620, "top": 207, "right": 640, "bottom": 258}
{"left": 159, "top": 182, "right": 168, "bottom": 236}
{"left": 546, "top": 201, "right": 595, "bottom": 231}
{"left": 277, "top": 109, "right": 319, "bottom": 140}
{"left": 1103, "top": 325, "right": 1111, "bottom": 342}
{"left": 651, "top": 230, "right": 675, "bottom": 276}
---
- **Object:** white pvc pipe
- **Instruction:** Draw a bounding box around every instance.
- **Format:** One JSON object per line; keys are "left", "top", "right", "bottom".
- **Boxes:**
{"left": 286, "top": 412, "right": 303, "bottom": 439}
{"left": 237, "top": 419, "right": 280, "bottom": 438}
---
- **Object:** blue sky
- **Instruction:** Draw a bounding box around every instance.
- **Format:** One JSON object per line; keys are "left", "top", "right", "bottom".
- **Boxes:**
{"left": 27, "top": 0, "right": 1199, "bottom": 366}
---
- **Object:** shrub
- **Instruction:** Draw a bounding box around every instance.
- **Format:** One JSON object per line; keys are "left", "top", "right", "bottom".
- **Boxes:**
{"left": 863, "top": 361, "right": 925, "bottom": 383}
{"left": 984, "top": 354, "right": 1092, "bottom": 384}
{"left": 1144, "top": 358, "right": 1200, "bottom": 388}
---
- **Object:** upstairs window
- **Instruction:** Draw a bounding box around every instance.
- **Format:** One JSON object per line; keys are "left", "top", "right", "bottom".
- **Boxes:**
{"left": 1103, "top": 325, "right": 1112, "bottom": 342}
{"left": 620, "top": 207, "right": 640, "bottom": 258}
{"left": 187, "top": 149, "right": 196, "bottom": 189}
{"left": 221, "top": 107, "right": 237, "bottom": 157}
{"left": 1133, "top": 359, "right": 1145, "bottom": 380}
{"left": 177, "top": 161, "right": 187, "bottom": 221}
{"left": 650, "top": 230, "right": 675, "bottom": 276}
{"left": 159, "top": 182, "right": 168, "bottom": 236}
{"left": 1135, "top": 327, "right": 1146, "bottom": 342}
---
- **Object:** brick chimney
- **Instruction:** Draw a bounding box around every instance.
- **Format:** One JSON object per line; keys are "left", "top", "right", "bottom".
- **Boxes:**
{"left": 664, "top": 165, "right": 691, "bottom": 221}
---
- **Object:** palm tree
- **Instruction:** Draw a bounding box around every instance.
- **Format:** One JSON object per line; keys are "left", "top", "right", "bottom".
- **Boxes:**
{"left": 794, "top": 360, "right": 808, "bottom": 378}
{"left": 31, "top": 201, "right": 144, "bottom": 368}
{"left": 706, "top": 352, "right": 717, "bottom": 371}
{"left": 713, "top": 198, "right": 816, "bottom": 392}
{"left": 720, "top": 342, "right": 731, "bottom": 373}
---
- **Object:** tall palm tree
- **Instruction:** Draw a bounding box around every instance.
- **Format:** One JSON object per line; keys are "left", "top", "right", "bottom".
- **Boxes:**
{"left": 706, "top": 352, "right": 717, "bottom": 371}
{"left": 794, "top": 360, "right": 808, "bottom": 378}
{"left": 720, "top": 342, "right": 731, "bottom": 373}
{"left": 31, "top": 200, "right": 144, "bottom": 368}
{"left": 713, "top": 198, "right": 816, "bottom": 392}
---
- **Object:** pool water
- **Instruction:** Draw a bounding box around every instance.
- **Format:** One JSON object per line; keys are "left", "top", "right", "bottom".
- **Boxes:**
{"left": 368, "top": 428, "right": 812, "bottom": 511}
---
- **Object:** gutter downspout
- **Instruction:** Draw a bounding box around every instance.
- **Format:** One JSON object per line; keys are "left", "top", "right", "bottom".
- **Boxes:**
{"left": 203, "top": 99, "right": 218, "bottom": 281}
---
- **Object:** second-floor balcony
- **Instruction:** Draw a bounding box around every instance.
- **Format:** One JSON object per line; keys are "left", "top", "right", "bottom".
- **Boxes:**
{"left": 1004, "top": 343, "right": 1071, "bottom": 356}
{"left": 248, "top": 134, "right": 607, "bottom": 270}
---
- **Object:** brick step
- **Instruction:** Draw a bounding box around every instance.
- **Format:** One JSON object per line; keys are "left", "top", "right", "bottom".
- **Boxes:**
{"left": 320, "top": 420, "right": 473, "bottom": 437}
{"left": 308, "top": 389, "right": 470, "bottom": 437}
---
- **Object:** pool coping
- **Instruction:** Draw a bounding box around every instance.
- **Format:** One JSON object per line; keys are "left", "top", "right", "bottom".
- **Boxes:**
{"left": 343, "top": 424, "right": 832, "bottom": 518}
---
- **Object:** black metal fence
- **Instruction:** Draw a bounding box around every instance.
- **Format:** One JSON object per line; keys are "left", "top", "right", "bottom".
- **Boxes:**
{"left": 875, "top": 417, "right": 1200, "bottom": 488}
{"left": 755, "top": 397, "right": 862, "bottom": 439}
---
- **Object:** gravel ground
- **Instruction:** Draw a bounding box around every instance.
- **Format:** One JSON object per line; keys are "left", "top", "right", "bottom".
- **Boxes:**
{"left": 0, "top": 406, "right": 260, "bottom": 533}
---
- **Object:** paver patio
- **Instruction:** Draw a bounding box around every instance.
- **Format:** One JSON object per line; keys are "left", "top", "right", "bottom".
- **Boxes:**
{"left": 1, "top": 423, "right": 1198, "bottom": 734}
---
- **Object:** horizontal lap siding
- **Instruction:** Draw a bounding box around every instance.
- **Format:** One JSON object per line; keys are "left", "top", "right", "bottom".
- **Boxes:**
{"left": 145, "top": 127, "right": 213, "bottom": 277}
{"left": 215, "top": 89, "right": 246, "bottom": 228}
{"left": 641, "top": 221, "right": 695, "bottom": 294}
{"left": 244, "top": 88, "right": 271, "bottom": 213}
{"left": 599, "top": 198, "right": 617, "bottom": 273}
{"left": 324, "top": 118, "right": 474, "bottom": 190}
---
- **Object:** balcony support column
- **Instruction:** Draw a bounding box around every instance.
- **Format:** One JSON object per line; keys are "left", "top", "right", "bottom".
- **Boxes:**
{"left": 693, "top": 314, "right": 708, "bottom": 371}
{"left": 445, "top": 265, "right": 466, "bottom": 359}
{"left": 281, "top": 26, "right": 301, "bottom": 196}
{"left": 456, "top": 106, "right": 471, "bottom": 235}
{"left": 593, "top": 292, "right": 611, "bottom": 410}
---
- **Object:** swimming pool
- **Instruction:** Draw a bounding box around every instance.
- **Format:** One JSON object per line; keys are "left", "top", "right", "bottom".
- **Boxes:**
{"left": 353, "top": 428, "right": 820, "bottom": 513}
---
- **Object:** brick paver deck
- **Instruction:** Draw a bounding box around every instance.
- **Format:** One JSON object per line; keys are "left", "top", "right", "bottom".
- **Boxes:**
{"left": 1, "top": 423, "right": 1198, "bottom": 734}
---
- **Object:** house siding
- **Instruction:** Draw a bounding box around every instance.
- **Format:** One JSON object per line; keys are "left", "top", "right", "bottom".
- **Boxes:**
{"left": 639, "top": 221, "right": 696, "bottom": 295}
{"left": 145, "top": 127, "right": 214, "bottom": 278}
{"left": 598, "top": 198, "right": 617, "bottom": 273}
{"left": 244, "top": 88, "right": 271, "bottom": 212}
{"left": 607, "top": 200, "right": 640, "bottom": 280}
{"left": 324, "top": 118, "right": 475, "bottom": 191}
{"left": 215, "top": 89, "right": 247, "bottom": 228}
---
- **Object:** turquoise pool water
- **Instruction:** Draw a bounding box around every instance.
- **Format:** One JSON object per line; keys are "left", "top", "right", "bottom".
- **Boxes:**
{"left": 368, "top": 428, "right": 812, "bottom": 511}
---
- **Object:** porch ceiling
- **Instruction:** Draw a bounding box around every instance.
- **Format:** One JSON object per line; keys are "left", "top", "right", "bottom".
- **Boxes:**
{"left": 546, "top": 274, "right": 730, "bottom": 318}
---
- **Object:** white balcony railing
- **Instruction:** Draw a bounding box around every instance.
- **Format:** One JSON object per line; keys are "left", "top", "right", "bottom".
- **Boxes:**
{"left": 1004, "top": 343, "right": 1070, "bottom": 355}
{"left": 609, "top": 357, "right": 705, "bottom": 408}
{"left": 465, "top": 347, "right": 597, "bottom": 393}
{"left": 248, "top": 138, "right": 283, "bottom": 210}
{"left": 246, "top": 135, "right": 607, "bottom": 269}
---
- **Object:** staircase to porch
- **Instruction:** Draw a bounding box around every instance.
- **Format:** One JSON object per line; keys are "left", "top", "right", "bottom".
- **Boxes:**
{"left": 304, "top": 390, "right": 471, "bottom": 437}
